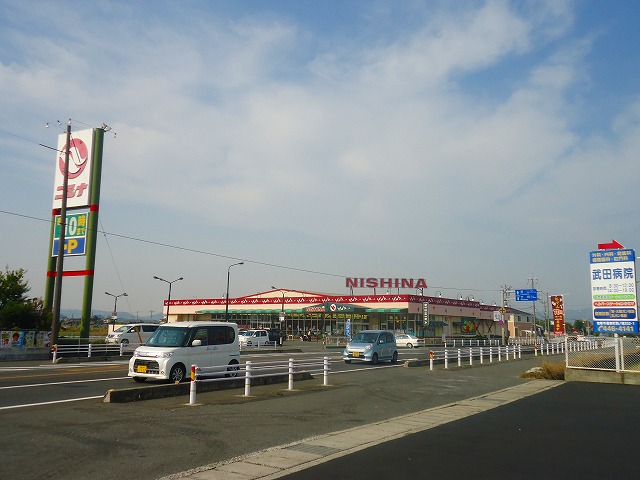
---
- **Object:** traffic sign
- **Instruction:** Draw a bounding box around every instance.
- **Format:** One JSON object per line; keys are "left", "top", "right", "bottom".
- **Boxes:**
{"left": 515, "top": 289, "right": 538, "bottom": 301}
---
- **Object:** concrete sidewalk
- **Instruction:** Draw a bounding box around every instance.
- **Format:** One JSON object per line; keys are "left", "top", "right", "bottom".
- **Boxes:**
{"left": 160, "top": 379, "right": 564, "bottom": 479}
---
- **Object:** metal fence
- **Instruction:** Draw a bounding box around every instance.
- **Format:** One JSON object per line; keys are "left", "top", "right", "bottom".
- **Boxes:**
{"left": 189, "top": 357, "right": 331, "bottom": 405}
{"left": 52, "top": 341, "right": 138, "bottom": 361}
{"left": 566, "top": 335, "right": 640, "bottom": 373}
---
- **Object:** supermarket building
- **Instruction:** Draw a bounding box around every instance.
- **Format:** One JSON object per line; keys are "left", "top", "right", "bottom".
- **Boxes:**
{"left": 163, "top": 288, "right": 537, "bottom": 340}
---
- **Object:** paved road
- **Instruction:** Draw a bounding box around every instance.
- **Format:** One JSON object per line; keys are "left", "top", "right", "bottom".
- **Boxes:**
{"left": 1, "top": 350, "right": 551, "bottom": 480}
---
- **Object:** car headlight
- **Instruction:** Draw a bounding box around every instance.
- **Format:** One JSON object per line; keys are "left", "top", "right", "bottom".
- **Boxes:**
{"left": 364, "top": 344, "right": 373, "bottom": 351}
{"left": 158, "top": 351, "right": 173, "bottom": 358}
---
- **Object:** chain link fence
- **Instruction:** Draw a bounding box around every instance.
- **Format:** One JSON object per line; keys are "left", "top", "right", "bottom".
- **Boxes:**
{"left": 566, "top": 335, "right": 640, "bottom": 373}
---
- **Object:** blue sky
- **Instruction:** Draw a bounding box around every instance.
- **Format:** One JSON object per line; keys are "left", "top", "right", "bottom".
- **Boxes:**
{"left": 1, "top": 0, "right": 638, "bottom": 320}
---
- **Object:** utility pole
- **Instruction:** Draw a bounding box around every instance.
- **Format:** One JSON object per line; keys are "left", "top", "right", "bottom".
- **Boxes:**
{"left": 500, "top": 284, "right": 512, "bottom": 346}
{"left": 51, "top": 121, "right": 71, "bottom": 345}
{"left": 528, "top": 275, "right": 538, "bottom": 339}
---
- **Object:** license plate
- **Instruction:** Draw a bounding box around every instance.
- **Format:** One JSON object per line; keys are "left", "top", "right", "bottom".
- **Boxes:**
{"left": 352, "top": 352, "right": 360, "bottom": 357}
{"left": 137, "top": 365, "right": 147, "bottom": 373}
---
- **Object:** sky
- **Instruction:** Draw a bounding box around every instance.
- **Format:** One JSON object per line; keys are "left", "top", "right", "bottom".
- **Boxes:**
{"left": 1, "top": 0, "right": 639, "bottom": 320}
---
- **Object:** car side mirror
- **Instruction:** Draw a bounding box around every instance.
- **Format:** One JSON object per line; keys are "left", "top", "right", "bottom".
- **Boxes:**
{"left": 192, "top": 339, "right": 202, "bottom": 347}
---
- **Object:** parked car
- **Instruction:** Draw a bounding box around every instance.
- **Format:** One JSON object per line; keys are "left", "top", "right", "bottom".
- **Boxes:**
{"left": 238, "top": 329, "right": 271, "bottom": 347}
{"left": 343, "top": 330, "right": 398, "bottom": 365}
{"left": 394, "top": 333, "right": 425, "bottom": 348}
{"left": 128, "top": 321, "right": 240, "bottom": 383}
{"left": 105, "top": 323, "right": 159, "bottom": 350}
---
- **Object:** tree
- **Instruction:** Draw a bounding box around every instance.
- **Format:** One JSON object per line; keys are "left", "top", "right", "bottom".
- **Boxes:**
{"left": 0, "top": 266, "right": 30, "bottom": 309}
{"left": 0, "top": 267, "right": 50, "bottom": 330}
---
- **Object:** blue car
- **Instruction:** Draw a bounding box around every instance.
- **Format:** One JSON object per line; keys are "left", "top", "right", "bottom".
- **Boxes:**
{"left": 343, "top": 330, "right": 398, "bottom": 365}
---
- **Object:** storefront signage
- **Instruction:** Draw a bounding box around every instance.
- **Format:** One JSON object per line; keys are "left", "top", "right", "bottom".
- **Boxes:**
{"left": 304, "top": 303, "right": 356, "bottom": 313}
{"left": 346, "top": 277, "right": 428, "bottom": 289}
{"left": 590, "top": 248, "right": 637, "bottom": 334}
{"left": 551, "top": 295, "right": 566, "bottom": 335}
{"left": 52, "top": 129, "right": 94, "bottom": 209}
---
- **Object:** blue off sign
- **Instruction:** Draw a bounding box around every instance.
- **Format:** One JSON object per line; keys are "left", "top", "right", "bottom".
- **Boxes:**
{"left": 516, "top": 289, "right": 538, "bottom": 301}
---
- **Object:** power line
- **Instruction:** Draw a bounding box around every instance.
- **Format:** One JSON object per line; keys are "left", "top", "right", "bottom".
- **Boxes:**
{"left": 0, "top": 208, "right": 344, "bottom": 278}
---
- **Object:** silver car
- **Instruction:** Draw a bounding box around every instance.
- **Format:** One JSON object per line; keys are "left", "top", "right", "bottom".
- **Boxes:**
{"left": 343, "top": 330, "right": 398, "bottom": 365}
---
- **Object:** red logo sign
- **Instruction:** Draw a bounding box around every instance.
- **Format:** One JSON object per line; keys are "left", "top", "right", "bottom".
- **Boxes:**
{"left": 58, "top": 137, "right": 89, "bottom": 179}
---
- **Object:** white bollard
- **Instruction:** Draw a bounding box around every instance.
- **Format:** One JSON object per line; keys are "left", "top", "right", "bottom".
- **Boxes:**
{"left": 88, "top": 343, "right": 92, "bottom": 358}
{"left": 469, "top": 348, "right": 473, "bottom": 366}
{"left": 444, "top": 349, "right": 449, "bottom": 369}
{"left": 323, "top": 356, "right": 330, "bottom": 386}
{"left": 244, "top": 361, "right": 252, "bottom": 396}
{"left": 505, "top": 345, "right": 509, "bottom": 361}
{"left": 288, "top": 358, "right": 294, "bottom": 391}
{"left": 498, "top": 346, "right": 502, "bottom": 362}
{"left": 518, "top": 345, "right": 522, "bottom": 359}
{"left": 52, "top": 344, "right": 58, "bottom": 363}
{"left": 480, "top": 347, "right": 483, "bottom": 364}
{"left": 189, "top": 365, "right": 197, "bottom": 405}
{"left": 457, "top": 349, "right": 462, "bottom": 367}
{"left": 489, "top": 346, "right": 493, "bottom": 363}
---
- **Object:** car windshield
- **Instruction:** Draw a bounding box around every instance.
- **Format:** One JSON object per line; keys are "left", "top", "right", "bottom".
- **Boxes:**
{"left": 113, "top": 326, "right": 129, "bottom": 333}
{"left": 351, "top": 332, "right": 378, "bottom": 344}
{"left": 146, "top": 326, "right": 189, "bottom": 347}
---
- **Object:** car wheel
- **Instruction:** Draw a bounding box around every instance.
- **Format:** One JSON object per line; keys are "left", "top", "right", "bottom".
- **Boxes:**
{"left": 407, "top": 343, "right": 413, "bottom": 348}
{"left": 371, "top": 353, "right": 379, "bottom": 365}
{"left": 392, "top": 351, "right": 398, "bottom": 363}
{"left": 169, "top": 364, "right": 186, "bottom": 383}
{"left": 121, "top": 339, "right": 129, "bottom": 346}
{"left": 225, "top": 360, "right": 239, "bottom": 378}
{"left": 133, "top": 376, "right": 146, "bottom": 383}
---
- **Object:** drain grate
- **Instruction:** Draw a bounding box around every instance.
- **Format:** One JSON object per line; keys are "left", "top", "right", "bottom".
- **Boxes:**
{"left": 285, "top": 443, "right": 342, "bottom": 456}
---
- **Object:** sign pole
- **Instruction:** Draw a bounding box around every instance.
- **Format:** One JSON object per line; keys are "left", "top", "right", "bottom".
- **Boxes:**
{"left": 50, "top": 122, "right": 71, "bottom": 345}
{"left": 79, "top": 128, "right": 105, "bottom": 339}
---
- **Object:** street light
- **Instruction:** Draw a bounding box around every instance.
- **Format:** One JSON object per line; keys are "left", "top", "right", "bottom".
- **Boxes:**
{"left": 153, "top": 276, "right": 183, "bottom": 323}
{"left": 225, "top": 262, "right": 244, "bottom": 322}
{"left": 105, "top": 291, "right": 127, "bottom": 324}
{"left": 271, "top": 286, "right": 286, "bottom": 329}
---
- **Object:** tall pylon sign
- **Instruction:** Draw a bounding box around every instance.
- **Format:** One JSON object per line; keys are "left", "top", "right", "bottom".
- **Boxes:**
{"left": 44, "top": 125, "right": 106, "bottom": 342}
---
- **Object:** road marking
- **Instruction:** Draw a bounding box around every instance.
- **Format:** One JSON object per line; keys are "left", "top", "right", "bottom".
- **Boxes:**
{"left": 0, "top": 376, "right": 129, "bottom": 390}
{"left": 0, "top": 395, "right": 105, "bottom": 411}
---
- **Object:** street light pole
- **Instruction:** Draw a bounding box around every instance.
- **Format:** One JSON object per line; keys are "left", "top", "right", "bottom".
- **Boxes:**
{"left": 271, "top": 286, "right": 285, "bottom": 330}
{"left": 105, "top": 291, "right": 127, "bottom": 325}
{"left": 153, "top": 276, "right": 183, "bottom": 323}
{"left": 225, "top": 262, "right": 244, "bottom": 322}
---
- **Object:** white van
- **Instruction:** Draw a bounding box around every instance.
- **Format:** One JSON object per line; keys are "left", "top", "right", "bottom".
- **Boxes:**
{"left": 128, "top": 321, "right": 240, "bottom": 383}
{"left": 105, "top": 323, "right": 159, "bottom": 350}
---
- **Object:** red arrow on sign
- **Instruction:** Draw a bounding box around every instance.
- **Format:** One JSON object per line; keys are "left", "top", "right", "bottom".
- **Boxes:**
{"left": 598, "top": 239, "right": 624, "bottom": 250}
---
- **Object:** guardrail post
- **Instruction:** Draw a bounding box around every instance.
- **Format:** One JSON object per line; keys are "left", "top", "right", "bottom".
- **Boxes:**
{"left": 52, "top": 344, "right": 57, "bottom": 363}
{"left": 498, "top": 346, "right": 502, "bottom": 362}
{"left": 489, "top": 346, "right": 493, "bottom": 363}
{"left": 323, "top": 356, "right": 330, "bottom": 386}
{"left": 189, "top": 365, "right": 197, "bottom": 405}
{"left": 518, "top": 345, "right": 521, "bottom": 359}
{"left": 244, "top": 361, "right": 252, "bottom": 396}
{"left": 429, "top": 350, "right": 434, "bottom": 370}
{"left": 614, "top": 334, "right": 621, "bottom": 372}
{"left": 444, "top": 349, "right": 448, "bottom": 369}
{"left": 469, "top": 348, "right": 473, "bottom": 366}
{"left": 120, "top": 342, "right": 124, "bottom": 356}
{"left": 457, "top": 349, "right": 462, "bottom": 367}
{"left": 87, "top": 343, "right": 92, "bottom": 358}
{"left": 479, "top": 347, "right": 483, "bottom": 364}
{"left": 534, "top": 344, "right": 538, "bottom": 356}
{"left": 288, "top": 358, "right": 294, "bottom": 391}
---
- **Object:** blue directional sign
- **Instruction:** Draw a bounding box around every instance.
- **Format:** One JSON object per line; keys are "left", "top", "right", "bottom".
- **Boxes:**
{"left": 515, "top": 289, "right": 538, "bottom": 301}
